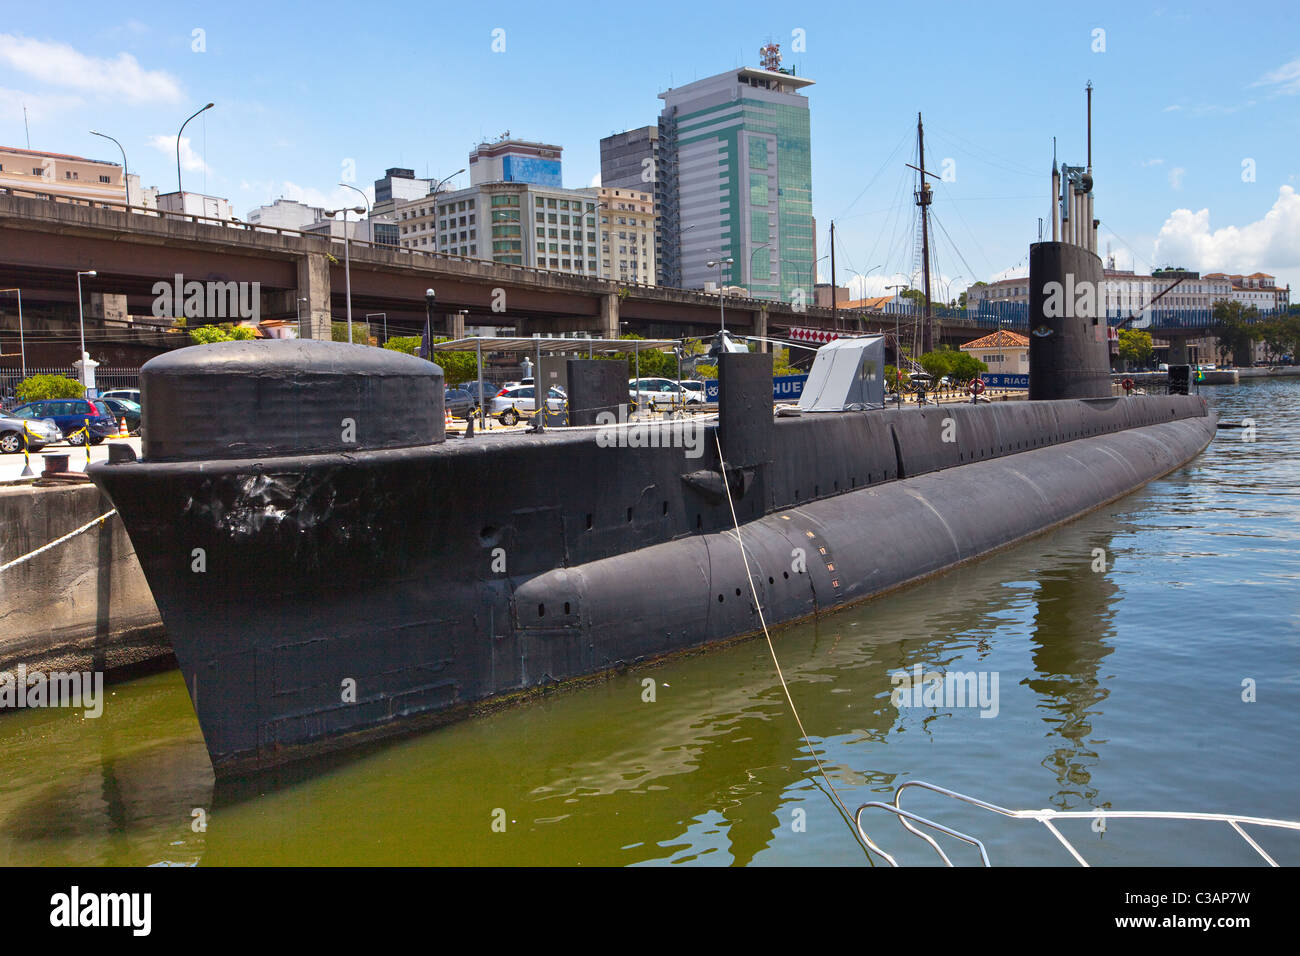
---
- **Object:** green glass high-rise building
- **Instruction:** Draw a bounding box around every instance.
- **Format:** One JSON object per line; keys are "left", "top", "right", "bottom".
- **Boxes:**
{"left": 657, "top": 65, "right": 814, "bottom": 303}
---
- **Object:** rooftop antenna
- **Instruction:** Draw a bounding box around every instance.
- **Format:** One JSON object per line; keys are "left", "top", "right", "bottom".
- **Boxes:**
{"left": 23, "top": 104, "right": 31, "bottom": 149}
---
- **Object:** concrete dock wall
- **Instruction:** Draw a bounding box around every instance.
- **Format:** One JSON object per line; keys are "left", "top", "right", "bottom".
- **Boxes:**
{"left": 0, "top": 482, "right": 169, "bottom": 676}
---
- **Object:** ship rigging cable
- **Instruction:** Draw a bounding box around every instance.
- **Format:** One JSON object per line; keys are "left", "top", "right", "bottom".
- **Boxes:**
{"left": 713, "top": 431, "right": 874, "bottom": 860}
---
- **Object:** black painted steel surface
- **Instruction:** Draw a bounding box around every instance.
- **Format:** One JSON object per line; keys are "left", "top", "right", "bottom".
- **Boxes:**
{"left": 141, "top": 339, "right": 445, "bottom": 460}
{"left": 91, "top": 356, "right": 1215, "bottom": 776}
{"left": 1028, "top": 242, "right": 1112, "bottom": 400}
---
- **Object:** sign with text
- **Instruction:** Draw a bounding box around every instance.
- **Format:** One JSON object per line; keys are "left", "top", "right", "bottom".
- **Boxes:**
{"left": 704, "top": 374, "right": 808, "bottom": 403}
{"left": 980, "top": 374, "right": 1029, "bottom": 389}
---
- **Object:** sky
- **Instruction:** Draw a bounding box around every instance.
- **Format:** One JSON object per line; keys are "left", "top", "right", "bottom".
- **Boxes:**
{"left": 2, "top": 1, "right": 1297, "bottom": 300}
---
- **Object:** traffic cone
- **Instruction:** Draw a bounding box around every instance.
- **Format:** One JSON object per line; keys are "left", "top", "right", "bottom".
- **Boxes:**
{"left": 118, "top": 418, "right": 129, "bottom": 438}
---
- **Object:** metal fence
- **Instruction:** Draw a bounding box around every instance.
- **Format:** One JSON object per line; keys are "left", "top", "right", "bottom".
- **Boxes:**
{"left": 0, "top": 366, "right": 140, "bottom": 398}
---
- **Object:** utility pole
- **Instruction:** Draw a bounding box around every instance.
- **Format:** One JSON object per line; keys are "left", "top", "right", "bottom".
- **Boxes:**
{"left": 829, "top": 219, "right": 837, "bottom": 330}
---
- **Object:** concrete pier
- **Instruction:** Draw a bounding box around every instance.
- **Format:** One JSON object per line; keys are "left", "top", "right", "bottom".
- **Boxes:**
{"left": 0, "top": 482, "right": 169, "bottom": 677}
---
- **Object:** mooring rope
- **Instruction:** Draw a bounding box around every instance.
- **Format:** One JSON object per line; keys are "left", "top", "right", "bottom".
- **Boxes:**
{"left": 712, "top": 432, "right": 873, "bottom": 858}
{"left": 0, "top": 509, "right": 118, "bottom": 574}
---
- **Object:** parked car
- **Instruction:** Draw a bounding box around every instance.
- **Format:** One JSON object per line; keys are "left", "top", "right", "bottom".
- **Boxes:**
{"left": 9, "top": 398, "right": 118, "bottom": 445}
{"left": 629, "top": 378, "right": 703, "bottom": 408}
{"left": 489, "top": 385, "right": 566, "bottom": 426}
{"left": 99, "top": 388, "right": 141, "bottom": 404}
{"left": 97, "top": 396, "right": 142, "bottom": 435}
{"left": 678, "top": 380, "right": 706, "bottom": 401}
{"left": 0, "top": 409, "right": 62, "bottom": 454}
{"left": 444, "top": 387, "right": 479, "bottom": 420}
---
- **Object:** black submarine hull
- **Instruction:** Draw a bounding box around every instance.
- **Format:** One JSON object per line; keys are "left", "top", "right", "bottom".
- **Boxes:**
{"left": 91, "top": 378, "right": 1215, "bottom": 776}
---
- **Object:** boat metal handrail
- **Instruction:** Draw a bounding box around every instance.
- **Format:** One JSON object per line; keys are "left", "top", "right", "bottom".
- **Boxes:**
{"left": 854, "top": 780, "right": 1300, "bottom": 867}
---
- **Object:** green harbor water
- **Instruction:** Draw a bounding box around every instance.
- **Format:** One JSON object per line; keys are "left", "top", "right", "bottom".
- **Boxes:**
{"left": 2, "top": 380, "right": 1297, "bottom": 866}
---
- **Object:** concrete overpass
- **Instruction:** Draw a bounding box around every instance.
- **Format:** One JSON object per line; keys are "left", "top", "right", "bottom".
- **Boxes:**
{"left": 0, "top": 190, "right": 990, "bottom": 362}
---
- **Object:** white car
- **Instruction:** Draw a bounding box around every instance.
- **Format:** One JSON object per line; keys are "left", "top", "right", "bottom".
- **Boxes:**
{"left": 489, "top": 384, "right": 566, "bottom": 425}
{"left": 629, "top": 377, "right": 702, "bottom": 409}
{"left": 678, "top": 380, "right": 706, "bottom": 402}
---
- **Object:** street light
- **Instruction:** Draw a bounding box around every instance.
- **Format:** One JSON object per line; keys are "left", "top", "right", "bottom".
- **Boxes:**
{"left": 0, "top": 289, "right": 23, "bottom": 378}
{"left": 886, "top": 281, "right": 910, "bottom": 370}
{"left": 748, "top": 243, "right": 771, "bottom": 291}
{"left": 89, "top": 130, "right": 128, "bottom": 205}
{"left": 705, "top": 257, "right": 734, "bottom": 331}
{"left": 76, "top": 270, "right": 97, "bottom": 393}
{"left": 426, "top": 169, "right": 466, "bottom": 256}
{"left": 339, "top": 182, "right": 372, "bottom": 243}
{"left": 296, "top": 296, "right": 308, "bottom": 338}
{"left": 176, "top": 103, "right": 214, "bottom": 195}
{"left": 324, "top": 205, "right": 367, "bottom": 342}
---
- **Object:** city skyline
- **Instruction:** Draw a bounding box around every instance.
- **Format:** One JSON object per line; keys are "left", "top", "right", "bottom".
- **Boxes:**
{"left": 1, "top": 1, "right": 1296, "bottom": 298}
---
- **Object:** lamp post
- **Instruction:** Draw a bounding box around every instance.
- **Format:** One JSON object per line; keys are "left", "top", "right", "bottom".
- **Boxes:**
{"left": 748, "top": 243, "right": 771, "bottom": 292}
{"left": 424, "top": 289, "right": 435, "bottom": 356}
{"left": 176, "top": 103, "right": 214, "bottom": 195}
{"left": 325, "top": 205, "right": 367, "bottom": 342}
{"left": 296, "top": 296, "right": 308, "bottom": 338}
{"left": 427, "top": 169, "right": 466, "bottom": 255}
{"left": 75, "top": 270, "right": 97, "bottom": 394}
{"left": 339, "top": 182, "right": 372, "bottom": 243}
{"left": 0, "top": 289, "right": 23, "bottom": 379}
{"left": 705, "top": 257, "right": 734, "bottom": 332}
{"left": 579, "top": 202, "right": 607, "bottom": 277}
{"left": 886, "top": 281, "right": 910, "bottom": 370}
{"left": 89, "top": 130, "right": 129, "bottom": 205}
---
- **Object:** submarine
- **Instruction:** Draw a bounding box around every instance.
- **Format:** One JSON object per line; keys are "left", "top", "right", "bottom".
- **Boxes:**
{"left": 89, "top": 167, "right": 1217, "bottom": 779}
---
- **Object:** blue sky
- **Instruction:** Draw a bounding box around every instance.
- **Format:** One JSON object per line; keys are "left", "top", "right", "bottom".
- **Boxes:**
{"left": 2, "top": 1, "right": 1297, "bottom": 297}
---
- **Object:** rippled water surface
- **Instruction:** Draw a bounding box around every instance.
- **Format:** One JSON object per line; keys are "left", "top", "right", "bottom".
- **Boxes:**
{"left": 2, "top": 380, "right": 1297, "bottom": 866}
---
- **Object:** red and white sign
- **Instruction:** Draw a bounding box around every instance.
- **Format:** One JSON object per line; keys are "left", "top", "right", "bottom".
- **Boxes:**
{"left": 788, "top": 327, "right": 845, "bottom": 344}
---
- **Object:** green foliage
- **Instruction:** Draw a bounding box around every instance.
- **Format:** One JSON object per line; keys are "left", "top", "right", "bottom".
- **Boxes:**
{"left": 609, "top": 333, "right": 677, "bottom": 379}
{"left": 884, "top": 365, "right": 903, "bottom": 391}
{"left": 1254, "top": 315, "right": 1300, "bottom": 363}
{"left": 429, "top": 337, "right": 480, "bottom": 386}
{"left": 380, "top": 334, "right": 476, "bottom": 383}
{"left": 695, "top": 363, "right": 718, "bottom": 380}
{"left": 331, "top": 322, "right": 371, "bottom": 344}
{"left": 1117, "top": 328, "right": 1154, "bottom": 366}
{"left": 190, "top": 323, "right": 258, "bottom": 345}
{"left": 900, "top": 288, "right": 927, "bottom": 308}
{"left": 919, "top": 346, "right": 986, "bottom": 383}
{"left": 383, "top": 336, "right": 422, "bottom": 356}
{"left": 1211, "top": 300, "right": 1260, "bottom": 365}
{"left": 16, "top": 373, "right": 84, "bottom": 401}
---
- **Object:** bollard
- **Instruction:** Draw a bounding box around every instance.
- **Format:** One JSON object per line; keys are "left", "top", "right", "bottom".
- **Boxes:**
{"left": 19, "top": 422, "right": 33, "bottom": 477}
{"left": 43, "top": 453, "right": 70, "bottom": 477}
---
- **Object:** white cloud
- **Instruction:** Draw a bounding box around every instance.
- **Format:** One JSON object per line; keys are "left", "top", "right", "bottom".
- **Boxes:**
{"left": 588, "top": 173, "right": 601, "bottom": 188}
{"left": 1153, "top": 185, "right": 1300, "bottom": 276}
{"left": 1168, "top": 167, "right": 1185, "bottom": 189}
{"left": 1252, "top": 58, "right": 1300, "bottom": 95}
{"left": 0, "top": 33, "right": 182, "bottom": 104}
{"left": 1140, "top": 158, "right": 1164, "bottom": 167}
{"left": 256, "top": 181, "right": 376, "bottom": 212}
{"left": 148, "top": 134, "right": 209, "bottom": 174}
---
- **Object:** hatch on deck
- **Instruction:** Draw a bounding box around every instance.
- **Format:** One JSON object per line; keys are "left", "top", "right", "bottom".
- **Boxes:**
{"left": 797, "top": 336, "right": 886, "bottom": 412}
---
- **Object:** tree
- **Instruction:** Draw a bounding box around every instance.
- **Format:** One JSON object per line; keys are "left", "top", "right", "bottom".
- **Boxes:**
{"left": 189, "top": 323, "right": 258, "bottom": 345}
{"left": 1211, "top": 300, "right": 1258, "bottom": 366}
{"left": 382, "top": 336, "right": 422, "bottom": 356}
{"left": 948, "top": 352, "right": 988, "bottom": 383}
{"left": 16, "top": 374, "right": 84, "bottom": 401}
{"left": 331, "top": 322, "right": 371, "bottom": 345}
{"left": 1117, "top": 328, "right": 1154, "bottom": 368}
{"left": 900, "top": 288, "right": 927, "bottom": 310}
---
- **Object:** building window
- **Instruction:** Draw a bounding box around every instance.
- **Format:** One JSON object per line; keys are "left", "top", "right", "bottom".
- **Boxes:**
{"left": 99, "top": 175, "right": 111, "bottom": 183}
